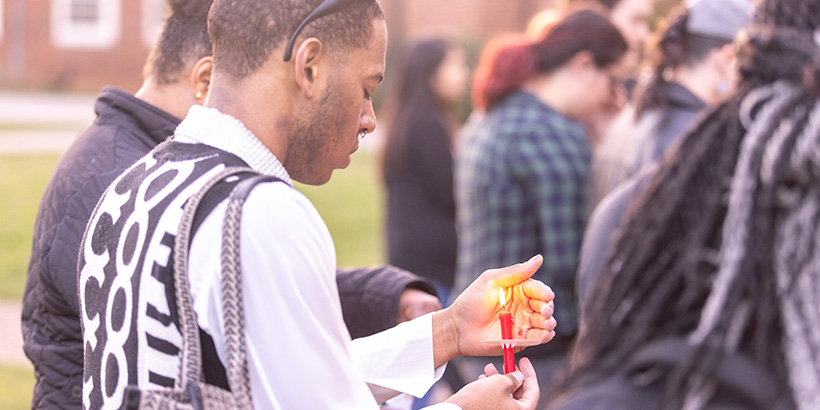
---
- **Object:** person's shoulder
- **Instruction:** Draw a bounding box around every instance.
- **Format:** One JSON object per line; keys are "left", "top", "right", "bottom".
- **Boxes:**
{"left": 242, "top": 181, "right": 323, "bottom": 227}
{"left": 239, "top": 180, "right": 334, "bottom": 256}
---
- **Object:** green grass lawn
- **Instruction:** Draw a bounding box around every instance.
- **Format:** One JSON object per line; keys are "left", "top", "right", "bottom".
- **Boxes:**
{"left": 0, "top": 151, "right": 385, "bottom": 302}
{"left": 0, "top": 363, "right": 36, "bottom": 410}
{"left": 0, "top": 154, "right": 60, "bottom": 300}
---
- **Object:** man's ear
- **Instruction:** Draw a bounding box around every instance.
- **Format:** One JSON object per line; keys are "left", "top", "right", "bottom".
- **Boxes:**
{"left": 293, "top": 38, "right": 324, "bottom": 99}
{"left": 189, "top": 56, "right": 213, "bottom": 102}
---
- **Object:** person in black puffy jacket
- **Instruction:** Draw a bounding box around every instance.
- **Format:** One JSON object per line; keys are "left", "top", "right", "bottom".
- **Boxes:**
{"left": 21, "top": 1, "right": 438, "bottom": 408}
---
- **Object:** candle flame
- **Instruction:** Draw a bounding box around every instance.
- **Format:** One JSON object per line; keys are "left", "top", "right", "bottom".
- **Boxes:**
{"left": 498, "top": 287, "right": 506, "bottom": 309}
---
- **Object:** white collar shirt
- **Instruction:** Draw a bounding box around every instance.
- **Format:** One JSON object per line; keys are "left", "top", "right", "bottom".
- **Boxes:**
{"left": 174, "top": 106, "right": 455, "bottom": 409}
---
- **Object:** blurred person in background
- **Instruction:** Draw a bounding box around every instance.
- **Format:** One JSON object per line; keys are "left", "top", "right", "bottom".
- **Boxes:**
{"left": 382, "top": 36, "right": 469, "bottom": 308}
{"left": 544, "top": 0, "right": 820, "bottom": 407}
{"left": 21, "top": 1, "right": 439, "bottom": 408}
{"left": 577, "top": 0, "right": 754, "bottom": 314}
{"left": 565, "top": 0, "right": 653, "bottom": 74}
{"left": 453, "top": 9, "right": 626, "bottom": 407}
{"left": 591, "top": 0, "right": 754, "bottom": 206}
{"left": 528, "top": 0, "right": 652, "bottom": 147}
{"left": 381, "top": 35, "right": 470, "bottom": 410}
{"left": 21, "top": 1, "right": 215, "bottom": 407}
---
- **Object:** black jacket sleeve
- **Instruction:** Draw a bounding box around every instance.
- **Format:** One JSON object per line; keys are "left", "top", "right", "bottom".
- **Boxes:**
{"left": 336, "top": 265, "right": 437, "bottom": 339}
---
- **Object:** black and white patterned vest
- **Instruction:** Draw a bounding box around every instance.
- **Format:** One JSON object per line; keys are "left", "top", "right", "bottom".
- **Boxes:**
{"left": 78, "top": 141, "right": 255, "bottom": 409}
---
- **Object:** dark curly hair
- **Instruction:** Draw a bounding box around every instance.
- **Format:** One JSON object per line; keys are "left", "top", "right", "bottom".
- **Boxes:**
{"left": 143, "top": 0, "right": 214, "bottom": 85}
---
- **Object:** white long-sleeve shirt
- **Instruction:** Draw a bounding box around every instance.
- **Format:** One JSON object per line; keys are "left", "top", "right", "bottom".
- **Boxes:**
{"left": 176, "top": 106, "right": 459, "bottom": 409}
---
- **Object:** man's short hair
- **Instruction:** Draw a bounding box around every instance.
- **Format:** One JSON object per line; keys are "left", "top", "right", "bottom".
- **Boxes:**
{"left": 208, "top": 0, "right": 383, "bottom": 80}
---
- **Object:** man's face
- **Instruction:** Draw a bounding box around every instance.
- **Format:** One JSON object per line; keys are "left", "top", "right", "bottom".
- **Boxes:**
{"left": 286, "top": 18, "right": 387, "bottom": 185}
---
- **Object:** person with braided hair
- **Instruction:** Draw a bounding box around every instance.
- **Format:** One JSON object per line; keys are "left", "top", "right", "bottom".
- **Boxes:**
{"left": 542, "top": 0, "right": 820, "bottom": 408}
{"left": 577, "top": 0, "right": 754, "bottom": 311}
{"left": 591, "top": 0, "right": 754, "bottom": 206}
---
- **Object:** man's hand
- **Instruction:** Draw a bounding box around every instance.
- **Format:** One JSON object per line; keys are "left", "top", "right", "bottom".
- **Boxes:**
{"left": 431, "top": 255, "right": 556, "bottom": 366}
{"left": 445, "top": 357, "right": 539, "bottom": 410}
{"left": 397, "top": 288, "right": 441, "bottom": 323}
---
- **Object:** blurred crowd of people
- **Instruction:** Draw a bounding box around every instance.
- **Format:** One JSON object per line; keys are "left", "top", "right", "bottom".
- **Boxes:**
{"left": 381, "top": 0, "right": 820, "bottom": 409}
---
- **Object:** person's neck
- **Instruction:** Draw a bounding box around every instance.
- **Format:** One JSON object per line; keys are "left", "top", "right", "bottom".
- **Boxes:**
{"left": 204, "top": 74, "right": 292, "bottom": 163}
{"left": 670, "top": 64, "right": 719, "bottom": 106}
{"left": 523, "top": 73, "right": 571, "bottom": 117}
{"left": 134, "top": 77, "right": 193, "bottom": 119}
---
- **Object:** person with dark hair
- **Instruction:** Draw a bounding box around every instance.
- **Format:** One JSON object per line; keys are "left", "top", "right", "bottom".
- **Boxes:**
{"left": 21, "top": 1, "right": 213, "bottom": 408}
{"left": 579, "top": 0, "right": 754, "bottom": 307}
{"left": 22, "top": 0, "right": 441, "bottom": 408}
{"left": 591, "top": 0, "right": 754, "bottom": 206}
{"left": 565, "top": 0, "right": 651, "bottom": 72}
{"left": 527, "top": 0, "right": 648, "bottom": 149}
{"left": 78, "top": 0, "right": 558, "bottom": 409}
{"left": 544, "top": 0, "right": 820, "bottom": 408}
{"left": 453, "top": 8, "right": 626, "bottom": 406}
{"left": 383, "top": 37, "right": 468, "bottom": 306}
{"left": 381, "top": 36, "right": 470, "bottom": 409}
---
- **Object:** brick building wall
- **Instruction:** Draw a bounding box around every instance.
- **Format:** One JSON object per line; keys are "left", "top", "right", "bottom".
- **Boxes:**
{"left": 382, "top": 0, "right": 557, "bottom": 41}
{"left": 0, "top": 0, "right": 162, "bottom": 92}
{"left": 0, "top": 0, "right": 557, "bottom": 93}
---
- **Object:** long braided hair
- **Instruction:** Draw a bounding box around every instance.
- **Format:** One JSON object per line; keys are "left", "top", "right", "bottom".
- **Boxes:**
{"left": 555, "top": 0, "right": 820, "bottom": 408}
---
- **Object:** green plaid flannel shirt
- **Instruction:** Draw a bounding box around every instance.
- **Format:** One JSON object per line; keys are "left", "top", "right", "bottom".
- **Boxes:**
{"left": 455, "top": 91, "right": 591, "bottom": 336}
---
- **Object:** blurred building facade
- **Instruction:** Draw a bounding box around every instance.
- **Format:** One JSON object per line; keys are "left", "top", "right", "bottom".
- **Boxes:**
{"left": 0, "top": 0, "right": 555, "bottom": 93}
{"left": 0, "top": 0, "right": 166, "bottom": 92}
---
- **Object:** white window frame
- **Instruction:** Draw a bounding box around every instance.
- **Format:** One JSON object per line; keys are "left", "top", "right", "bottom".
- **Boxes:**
{"left": 51, "top": 0, "right": 120, "bottom": 49}
{"left": 141, "top": 0, "right": 167, "bottom": 48}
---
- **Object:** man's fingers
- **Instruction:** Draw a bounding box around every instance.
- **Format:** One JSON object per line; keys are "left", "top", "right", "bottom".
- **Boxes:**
{"left": 520, "top": 280, "right": 554, "bottom": 305}
{"left": 515, "top": 357, "right": 540, "bottom": 406}
{"left": 528, "top": 313, "right": 557, "bottom": 332}
{"left": 529, "top": 299, "right": 554, "bottom": 318}
{"left": 487, "top": 255, "right": 543, "bottom": 288}
{"left": 525, "top": 328, "right": 556, "bottom": 345}
{"left": 505, "top": 370, "right": 525, "bottom": 393}
{"left": 484, "top": 362, "right": 500, "bottom": 377}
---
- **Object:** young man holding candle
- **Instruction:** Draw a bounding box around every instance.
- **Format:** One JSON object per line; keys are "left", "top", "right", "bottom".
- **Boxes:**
{"left": 77, "top": 0, "right": 557, "bottom": 409}
{"left": 22, "top": 1, "right": 440, "bottom": 408}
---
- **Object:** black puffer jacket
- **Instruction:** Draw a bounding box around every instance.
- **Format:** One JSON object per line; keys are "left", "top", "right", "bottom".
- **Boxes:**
{"left": 22, "top": 87, "right": 435, "bottom": 409}
{"left": 23, "top": 87, "right": 177, "bottom": 409}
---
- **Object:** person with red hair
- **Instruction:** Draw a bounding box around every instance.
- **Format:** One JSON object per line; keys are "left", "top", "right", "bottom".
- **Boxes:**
{"left": 453, "top": 9, "right": 626, "bottom": 406}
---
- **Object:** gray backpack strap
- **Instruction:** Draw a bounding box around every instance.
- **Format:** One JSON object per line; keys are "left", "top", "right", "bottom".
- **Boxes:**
{"left": 130, "top": 166, "right": 281, "bottom": 410}
{"left": 174, "top": 166, "right": 256, "bottom": 391}
{"left": 219, "top": 174, "right": 283, "bottom": 408}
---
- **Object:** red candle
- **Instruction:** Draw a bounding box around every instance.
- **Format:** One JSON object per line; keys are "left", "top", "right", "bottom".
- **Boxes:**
{"left": 498, "top": 288, "right": 515, "bottom": 374}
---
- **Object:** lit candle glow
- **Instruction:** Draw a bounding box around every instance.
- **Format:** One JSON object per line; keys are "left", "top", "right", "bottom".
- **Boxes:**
{"left": 498, "top": 287, "right": 515, "bottom": 374}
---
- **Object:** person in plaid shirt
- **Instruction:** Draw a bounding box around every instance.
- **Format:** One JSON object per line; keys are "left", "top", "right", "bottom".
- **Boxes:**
{"left": 452, "top": 9, "right": 626, "bottom": 405}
